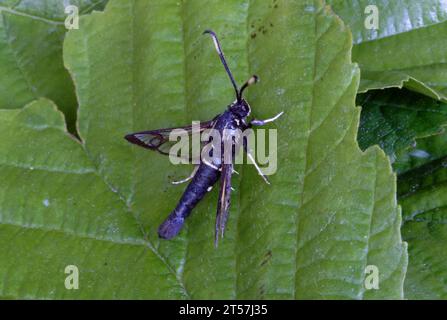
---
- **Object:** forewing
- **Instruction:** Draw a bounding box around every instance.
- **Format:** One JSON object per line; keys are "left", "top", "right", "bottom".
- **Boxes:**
{"left": 215, "top": 163, "right": 233, "bottom": 247}
{"left": 124, "top": 118, "right": 216, "bottom": 156}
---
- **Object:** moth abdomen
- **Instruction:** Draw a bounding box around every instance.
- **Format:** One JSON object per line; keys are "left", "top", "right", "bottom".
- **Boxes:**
{"left": 158, "top": 164, "right": 220, "bottom": 239}
{"left": 158, "top": 215, "right": 185, "bottom": 239}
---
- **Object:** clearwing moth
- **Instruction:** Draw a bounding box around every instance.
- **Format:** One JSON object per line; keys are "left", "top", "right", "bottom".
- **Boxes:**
{"left": 125, "top": 30, "right": 283, "bottom": 246}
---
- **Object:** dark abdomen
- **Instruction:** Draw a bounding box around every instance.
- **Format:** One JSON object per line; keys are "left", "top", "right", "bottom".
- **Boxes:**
{"left": 158, "top": 164, "right": 220, "bottom": 239}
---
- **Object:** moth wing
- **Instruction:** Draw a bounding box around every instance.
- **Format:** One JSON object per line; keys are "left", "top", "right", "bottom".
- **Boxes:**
{"left": 215, "top": 163, "right": 233, "bottom": 247}
{"left": 124, "top": 118, "right": 217, "bottom": 156}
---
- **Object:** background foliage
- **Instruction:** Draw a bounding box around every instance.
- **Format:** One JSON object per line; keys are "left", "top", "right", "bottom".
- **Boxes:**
{"left": 0, "top": 0, "right": 445, "bottom": 299}
{"left": 330, "top": 0, "right": 447, "bottom": 299}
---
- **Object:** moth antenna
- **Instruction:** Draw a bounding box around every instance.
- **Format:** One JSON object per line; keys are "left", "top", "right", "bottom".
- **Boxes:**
{"left": 239, "top": 75, "right": 259, "bottom": 99}
{"left": 203, "top": 30, "right": 239, "bottom": 100}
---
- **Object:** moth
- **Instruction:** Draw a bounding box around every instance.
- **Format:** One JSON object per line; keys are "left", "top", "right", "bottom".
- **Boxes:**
{"left": 125, "top": 30, "right": 283, "bottom": 246}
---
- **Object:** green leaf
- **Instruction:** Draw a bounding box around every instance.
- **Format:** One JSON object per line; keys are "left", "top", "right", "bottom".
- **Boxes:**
{"left": 328, "top": 0, "right": 447, "bottom": 101}
{"left": 0, "top": 0, "right": 108, "bottom": 133}
{"left": 357, "top": 89, "right": 447, "bottom": 173}
{"left": 0, "top": 99, "right": 186, "bottom": 299}
{"left": 0, "top": 0, "right": 406, "bottom": 299}
{"left": 394, "top": 131, "right": 447, "bottom": 174}
{"left": 399, "top": 156, "right": 447, "bottom": 299}
{"left": 382, "top": 104, "right": 447, "bottom": 298}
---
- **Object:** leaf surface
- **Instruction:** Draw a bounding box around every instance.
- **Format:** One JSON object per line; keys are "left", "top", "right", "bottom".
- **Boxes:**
{"left": 357, "top": 89, "right": 447, "bottom": 174}
{"left": 0, "top": 0, "right": 108, "bottom": 132}
{"left": 399, "top": 156, "right": 447, "bottom": 299}
{"left": 328, "top": 0, "right": 447, "bottom": 100}
{"left": 395, "top": 131, "right": 447, "bottom": 174}
{"left": 0, "top": 0, "right": 407, "bottom": 299}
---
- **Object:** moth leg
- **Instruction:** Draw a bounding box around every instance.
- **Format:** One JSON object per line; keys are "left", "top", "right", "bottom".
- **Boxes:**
{"left": 243, "top": 138, "right": 270, "bottom": 185}
{"left": 171, "top": 165, "right": 199, "bottom": 185}
{"left": 246, "top": 152, "right": 270, "bottom": 185}
{"left": 202, "top": 158, "right": 220, "bottom": 171}
{"left": 250, "top": 111, "right": 284, "bottom": 126}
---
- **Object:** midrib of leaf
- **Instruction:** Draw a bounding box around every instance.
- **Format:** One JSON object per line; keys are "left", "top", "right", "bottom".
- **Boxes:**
{"left": 292, "top": 2, "right": 320, "bottom": 299}
{"left": 358, "top": 151, "right": 377, "bottom": 298}
{"left": 404, "top": 204, "right": 447, "bottom": 223}
{"left": 377, "top": 104, "right": 447, "bottom": 114}
{"left": 1, "top": 218, "right": 147, "bottom": 247}
{"left": 357, "top": 20, "right": 447, "bottom": 45}
{"left": 0, "top": 6, "right": 64, "bottom": 25}
{"left": 361, "top": 56, "right": 447, "bottom": 74}
{"left": 398, "top": 155, "right": 447, "bottom": 200}
{"left": 0, "top": 160, "right": 95, "bottom": 175}
{"left": 0, "top": 0, "right": 108, "bottom": 24}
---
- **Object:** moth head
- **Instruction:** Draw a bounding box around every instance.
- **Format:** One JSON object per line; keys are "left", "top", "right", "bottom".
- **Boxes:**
{"left": 229, "top": 99, "right": 251, "bottom": 118}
